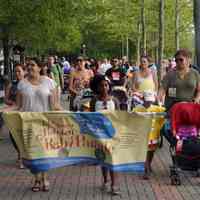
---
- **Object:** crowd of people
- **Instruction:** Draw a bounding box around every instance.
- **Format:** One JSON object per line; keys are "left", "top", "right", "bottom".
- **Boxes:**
{"left": 1, "top": 48, "right": 200, "bottom": 195}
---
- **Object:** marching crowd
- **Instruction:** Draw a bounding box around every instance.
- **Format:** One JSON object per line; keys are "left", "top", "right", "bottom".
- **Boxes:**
{"left": 1, "top": 48, "right": 200, "bottom": 195}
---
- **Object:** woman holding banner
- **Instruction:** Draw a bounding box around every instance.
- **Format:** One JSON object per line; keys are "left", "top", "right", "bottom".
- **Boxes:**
{"left": 131, "top": 55, "right": 158, "bottom": 179}
{"left": 16, "top": 58, "right": 61, "bottom": 192}
{"left": 4, "top": 63, "right": 26, "bottom": 169}
{"left": 90, "top": 75, "right": 120, "bottom": 195}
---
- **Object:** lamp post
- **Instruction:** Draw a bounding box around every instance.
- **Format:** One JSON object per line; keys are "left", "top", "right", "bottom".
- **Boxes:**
{"left": 81, "top": 44, "right": 86, "bottom": 57}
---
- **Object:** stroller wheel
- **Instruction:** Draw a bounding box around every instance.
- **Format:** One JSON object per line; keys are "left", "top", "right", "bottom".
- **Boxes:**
{"left": 196, "top": 170, "right": 200, "bottom": 177}
{"left": 171, "top": 175, "right": 181, "bottom": 185}
{"left": 170, "top": 166, "right": 177, "bottom": 177}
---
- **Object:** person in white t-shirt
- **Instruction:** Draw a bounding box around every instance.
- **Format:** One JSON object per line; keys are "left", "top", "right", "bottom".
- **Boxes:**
{"left": 97, "top": 58, "right": 112, "bottom": 75}
{"left": 17, "top": 58, "right": 62, "bottom": 192}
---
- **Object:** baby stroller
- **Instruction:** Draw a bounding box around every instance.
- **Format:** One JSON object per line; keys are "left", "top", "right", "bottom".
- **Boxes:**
{"left": 112, "top": 86, "right": 128, "bottom": 110}
{"left": 168, "top": 102, "right": 200, "bottom": 185}
{"left": 73, "top": 88, "right": 94, "bottom": 111}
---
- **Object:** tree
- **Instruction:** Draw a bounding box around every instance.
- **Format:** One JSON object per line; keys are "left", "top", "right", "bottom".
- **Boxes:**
{"left": 0, "top": 0, "right": 195, "bottom": 62}
{"left": 175, "top": 0, "right": 180, "bottom": 50}
{"left": 194, "top": 0, "right": 200, "bottom": 67}
{"left": 158, "top": 0, "right": 165, "bottom": 81}
{"left": 141, "top": 0, "right": 146, "bottom": 55}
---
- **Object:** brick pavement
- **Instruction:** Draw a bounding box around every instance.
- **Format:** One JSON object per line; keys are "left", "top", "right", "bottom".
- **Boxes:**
{"left": 1, "top": 126, "right": 200, "bottom": 200}
{"left": 1, "top": 97, "right": 200, "bottom": 200}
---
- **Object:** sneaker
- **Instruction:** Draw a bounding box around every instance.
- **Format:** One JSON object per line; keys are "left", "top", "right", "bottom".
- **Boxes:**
{"left": 18, "top": 159, "right": 25, "bottom": 169}
{"left": 101, "top": 182, "right": 110, "bottom": 192}
{"left": 111, "top": 186, "right": 121, "bottom": 196}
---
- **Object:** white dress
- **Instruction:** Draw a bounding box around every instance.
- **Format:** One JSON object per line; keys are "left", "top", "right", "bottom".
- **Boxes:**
{"left": 95, "top": 99, "right": 115, "bottom": 111}
{"left": 17, "top": 76, "right": 56, "bottom": 112}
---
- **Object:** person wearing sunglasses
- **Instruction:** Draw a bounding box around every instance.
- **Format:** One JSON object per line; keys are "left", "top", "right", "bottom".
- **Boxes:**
{"left": 105, "top": 58, "right": 128, "bottom": 110}
{"left": 69, "top": 56, "right": 94, "bottom": 111}
{"left": 158, "top": 49, "right": 200, "bottom": 111}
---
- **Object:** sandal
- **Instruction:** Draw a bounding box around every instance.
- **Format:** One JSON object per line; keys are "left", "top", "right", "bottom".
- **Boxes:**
{"left": 31, "top": 180, "right": 41, "bottom": 192}
{"left": 111, "top": 186, "right": 121, "bottom": 196}
{"left": 42, "top": 180, "right": 50, "bottom": 192}
{"left": 101, "top": 182, "right": 110, "bottom": 192}
{"left": 143, "top": 165, "right": 151, "bottom": 180}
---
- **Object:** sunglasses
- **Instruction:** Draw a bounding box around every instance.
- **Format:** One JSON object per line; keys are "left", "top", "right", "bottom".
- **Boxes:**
{"left": 28, "top": 63, "right": 36, "bottom": 67}
{"left": 175, "top": 58, "right": 184, "bottom": 63}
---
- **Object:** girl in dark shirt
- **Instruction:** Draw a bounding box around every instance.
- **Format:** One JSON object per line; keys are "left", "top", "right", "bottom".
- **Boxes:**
{"left": 4, "top": 64, "right": 26, "bottom": 168}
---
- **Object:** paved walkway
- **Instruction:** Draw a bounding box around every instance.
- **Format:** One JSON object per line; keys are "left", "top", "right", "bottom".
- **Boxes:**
{"left": 1, "top": 123, "right": 200, "bottom": 200}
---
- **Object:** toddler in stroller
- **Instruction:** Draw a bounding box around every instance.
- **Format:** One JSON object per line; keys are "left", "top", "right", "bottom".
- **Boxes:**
{"left": 111, "top": 86, "right": 128, "bottom": 111}
{"left": 73, "top": 88, "right": 94, "bottom": 111}
{"left": 167, "top": 102, "right": 200, "bottom": 185}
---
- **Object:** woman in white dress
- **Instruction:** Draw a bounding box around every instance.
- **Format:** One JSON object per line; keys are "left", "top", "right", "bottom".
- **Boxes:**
{"left": 16, "top": 58, "right": 61, "bottom": 192}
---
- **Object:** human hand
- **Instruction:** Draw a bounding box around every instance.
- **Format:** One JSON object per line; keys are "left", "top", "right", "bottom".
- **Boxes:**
{"left": 193, "top": 97, "right": 200, "bottom": 104}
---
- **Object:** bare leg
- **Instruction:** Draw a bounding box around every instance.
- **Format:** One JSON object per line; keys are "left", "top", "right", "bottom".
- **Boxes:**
{"left": 32, "top": 173, "right": 41, "bottom": 192}
{"left": 101, "top": 167, "right": 108, "bottom": 184}
{"left": 110, "top": 171, "right": 120, "bottom": 195}
{"left": 41, "top": 172, "right": 50, "bottom": 192}
{"left": 110, "top": 171, "right": 118, "bottom": 187}
{"left": 144, "top": 151, "right": 154, "bottom": 179}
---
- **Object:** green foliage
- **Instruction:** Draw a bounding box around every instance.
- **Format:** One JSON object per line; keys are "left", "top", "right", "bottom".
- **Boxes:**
{"left": 0, "top": 0, "right": 195, "bottom": 58}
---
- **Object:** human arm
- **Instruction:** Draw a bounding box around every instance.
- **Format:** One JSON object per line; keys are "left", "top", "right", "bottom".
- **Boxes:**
{"left": 4, "top": 83, "right": 14, "bottom": 105}
{"left": 157, "top": 87, "right": 166, "bottom": 105}
{"left": 15, "top": 91, "right": 23, "bottom": 110}
{"left": 59, "top": 69, "right": 64, "bottom": 91}
{"left": 69, "top": 72, "right": 78, "bottom": 96}
{"left": 131, "top": 72, "right": 140, "bottom": 93}
{"left": 152, "top": 69, "right": 158, "bottom": 93}
{"left": 194, "top": 82, "right": 200, "bottom": 103}
{"left": 157, "top": 73, "right": 169, "bottom": 105}
{"left": 89, "top": 97, "right": 97, "bottom": 112}
{"left": 50, "top": 88, "right": 63, "bottom": 111}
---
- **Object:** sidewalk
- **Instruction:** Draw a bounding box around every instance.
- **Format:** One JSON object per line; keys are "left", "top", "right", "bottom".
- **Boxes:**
{"left": 1, "top": 124, "right": 200, "bottom": 200}
{"left": 1, "top": 94, "right": 200, "bottom": 200}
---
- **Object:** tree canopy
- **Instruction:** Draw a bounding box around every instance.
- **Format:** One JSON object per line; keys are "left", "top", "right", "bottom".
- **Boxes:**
{"left": 0, "top": 0, "right": 194, "bottom": 59}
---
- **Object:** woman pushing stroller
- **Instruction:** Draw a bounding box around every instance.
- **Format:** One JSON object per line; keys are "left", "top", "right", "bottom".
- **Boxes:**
{"left": 158, "top": 49, "right": 200, "bottom": 184}
{"left": 158, "top": 49, "right": 200, "bottom": 110}
{"left": 158, "top": 49, "right": 200, "bottom": 143}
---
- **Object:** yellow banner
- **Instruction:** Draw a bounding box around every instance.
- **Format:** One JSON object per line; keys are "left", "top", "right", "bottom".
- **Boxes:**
{"left": 3, "top": 111, "right": 153, "bottom": 173}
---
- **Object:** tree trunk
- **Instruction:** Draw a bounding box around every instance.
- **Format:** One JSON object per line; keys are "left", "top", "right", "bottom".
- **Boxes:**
{"left": 137, "top": 22, "right": 141, "bottom": 65}
{"left": 121, "top": 36, "right": 124, "bottom": 57}
{"left": 158, "top": 0, "right": 165, "bottom": 83}
{"left": 141, "top": 0, "right": 146, "bottom": 55}
{"left": 175, "top": 0, "right": 180, "bottom": 50}
{"left": 194, "top": 0, "right": 200, "bottom": 68}
{"left": 2, "top": 35, "right": 10, "bottom": 76}
{"left": 126, "top": 36, "right": 129, "bottom": 61}
{"left": 155, "top": 46, "right": 159, "bottom": 65}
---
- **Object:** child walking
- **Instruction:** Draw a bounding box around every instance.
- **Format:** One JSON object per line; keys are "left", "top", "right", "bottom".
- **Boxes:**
{"left": 90, "top": 75, "right": 120, "bottom": 195}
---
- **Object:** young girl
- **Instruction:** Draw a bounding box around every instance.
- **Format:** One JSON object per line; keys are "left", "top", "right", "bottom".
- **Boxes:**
{"left": 4, "top": 64, "right": 26, "bottom": 168}
{"left": 90, "top": 75, "right": 120, "bottom": 195}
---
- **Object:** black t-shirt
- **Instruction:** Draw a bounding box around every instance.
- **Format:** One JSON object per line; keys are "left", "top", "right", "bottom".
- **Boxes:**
{"left": 105, "top": 67, "right": 126, "bottom": 86}
{"left": 9, "top": 80, "right": 19, "bottom": 102}
{"left": 0, "top": 76, "right": 5, "bottom": 103}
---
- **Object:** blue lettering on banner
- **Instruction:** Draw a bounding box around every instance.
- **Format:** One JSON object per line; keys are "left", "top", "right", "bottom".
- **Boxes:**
{"left": 72, "top": 112, "right": 115, "bottom": 139}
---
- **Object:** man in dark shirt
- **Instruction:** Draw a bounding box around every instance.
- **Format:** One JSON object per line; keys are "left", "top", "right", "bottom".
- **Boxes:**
{"left": 105, "top": 58, "right": 128, "bottom": 110}
{"left": 105, "top": 58, "right": 126, "bottom": 87}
